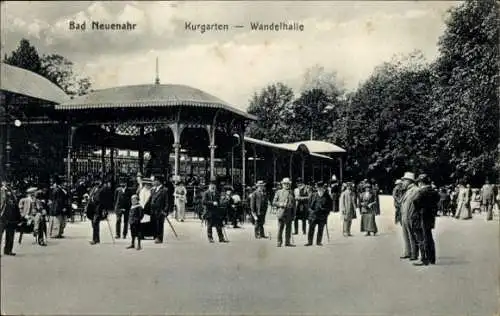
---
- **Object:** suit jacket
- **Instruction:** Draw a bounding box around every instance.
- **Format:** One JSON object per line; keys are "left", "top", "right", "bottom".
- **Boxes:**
{"left": 339, "top": 188, "right": 357, "bottom": 220}
{"left": 400, "top": 184, "right": 420, "bottom": 224}
{"left": 147, "top": 185, "right": 169, "bottom": 216}
{"left": 86, "top": 185, "right": 104, "bottom": 220}
{"left": 114, "top": 187, "right": 131, "bottom": 212}
{"left": 250, "top": 190, "right": 268, "bottom": 216}
{"left": 413, "top": 185, "right": 440, "bottom": 229}
{"left": 18, "top": 197, "right": 37, "bottom": 217}
{"left": 50, "top": 185, "right": 68, "bottom": 216}
{"left": 202, "top": 190, "right": 222, "bottom": 219}
{"left": 308, "top": 191, "right": 332, "bottom": 222}
{"left": 129, "top": 205, "right": 144, "bottom": 225}
{"left": 0, "top": 186, "right": 21, "bottom": 224}
{"left": 272, "top": 189, "right": 295, "bottom": 221}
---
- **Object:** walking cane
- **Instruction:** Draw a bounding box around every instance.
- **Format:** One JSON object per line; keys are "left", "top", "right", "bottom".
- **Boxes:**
{"left": 165, "top": 216, "right": 178, "bottom": 239}
{"left": 105, "top": 217, "right": 115, "bottom": 244}
{"left": 222, "top": 226, "right": 229, "bottom": 242}
{"left": 326, "top": 221, "right": 330, "bottom": 243}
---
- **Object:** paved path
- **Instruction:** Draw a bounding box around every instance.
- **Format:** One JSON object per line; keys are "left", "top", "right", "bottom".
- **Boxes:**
{"left": 1, "top": 196, "right": 498, "bottom": 315}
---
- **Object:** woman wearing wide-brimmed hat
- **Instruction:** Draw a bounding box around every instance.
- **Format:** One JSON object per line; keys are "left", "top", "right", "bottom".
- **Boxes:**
{"left": 359, "top": 183, "right": 378, "bottom": 236}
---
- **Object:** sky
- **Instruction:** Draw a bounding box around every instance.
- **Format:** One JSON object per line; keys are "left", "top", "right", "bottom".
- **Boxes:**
{"left": 1, "top": 1, "right": 461, "bottom": 111}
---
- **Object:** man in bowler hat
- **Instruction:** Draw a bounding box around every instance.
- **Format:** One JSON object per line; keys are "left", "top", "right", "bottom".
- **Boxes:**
{"left": 147, "top": 175, "right": 169, "bottom": 244}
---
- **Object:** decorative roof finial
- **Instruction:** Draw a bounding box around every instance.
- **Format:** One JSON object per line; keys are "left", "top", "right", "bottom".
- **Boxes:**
{"left": 155, "top": 57, "right": 160, "bottom": 84}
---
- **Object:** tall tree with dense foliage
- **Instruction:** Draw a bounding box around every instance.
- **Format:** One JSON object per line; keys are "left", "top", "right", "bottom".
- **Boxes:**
{"left": 343, "top": 53, "right": 435, "bottom": 189}
{"left": 430, "top": 0, "right": 499, "bottom": 183}
{"left": 246, "top": 82, "right": 295, "bottom": 143}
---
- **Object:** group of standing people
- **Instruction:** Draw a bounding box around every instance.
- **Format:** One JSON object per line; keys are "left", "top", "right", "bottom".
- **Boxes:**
{"left": 0, "top": 175, "right": 70, "bottom": 256}
{"left": 393, "top": 172, "right": 440, "bottom": 266}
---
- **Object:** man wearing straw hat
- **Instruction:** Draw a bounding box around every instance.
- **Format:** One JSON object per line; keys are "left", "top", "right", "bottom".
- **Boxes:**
{"left": 272, "top": 177, "right": 296, "bottom": 247}
{"left": 399, "top": 172, "right": 420, "bottom": 260}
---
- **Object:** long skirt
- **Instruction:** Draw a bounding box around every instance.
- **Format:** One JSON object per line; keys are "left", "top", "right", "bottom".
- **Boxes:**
{"left": 455, "top": 201, "right": 472, "bottom": 219}
{"left": 360, "top": 213, "right": 378, "bottom": 233}
{"left": 175, "top": 199, "right": 186, "bottom": 221}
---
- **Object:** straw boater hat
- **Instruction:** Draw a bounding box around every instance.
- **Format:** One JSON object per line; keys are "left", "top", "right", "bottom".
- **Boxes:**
{"left": 26, "top": 187, "right": 37, "bottom": 194}
{"left": 402, "top": 172, "right": 416, "bottom": 182}
{"left": 142, "top": 178, "right": 153, "bottom": 185}
{"left": 256, "top": 180, "right": 265, "bottom": 186}
{"left": 281, "top": 177, "right": 291, "bottom": 184}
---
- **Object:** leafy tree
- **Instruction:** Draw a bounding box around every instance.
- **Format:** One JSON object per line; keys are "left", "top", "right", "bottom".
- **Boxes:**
{"left": 3, "top": 39, "right": 42, "bottom": 74}
{"left": 343, "top": 53, "right": 435, "bottom": 189}
{"left": 246, "top": 82, "right": 295, "bottom": 143}
{"left": 41, "top": 54, "right": 92, "bottom": 96}
{"left": 431, "top": 0, "right": 499, "bottom": 183}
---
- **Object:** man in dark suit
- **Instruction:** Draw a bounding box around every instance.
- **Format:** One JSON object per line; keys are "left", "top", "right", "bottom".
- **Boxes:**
{"left": 148, "top": 175, "right": 169, "bottom": 244}
{"left": 202, "top": 180, "right": 228, "bottom": 243}
{"left": 0, "top": 179, "right": 21, "bottom": 256}
{"left": 49, "top": 175, "right": 69, "bottom": 238}
{"left": 306, "top": 181, "right": 332, "bottom": 246}
{"left": 86, "top": 179, "right": 105, "bottom": 245}
{"left": 250, "top": 180, "right": 269, "bottom": 239}
{"left": 412, "top": 174, "right": 440, "bottom": 266}
{"left": 114, "top": 179, "right": 132, "bottom": 239}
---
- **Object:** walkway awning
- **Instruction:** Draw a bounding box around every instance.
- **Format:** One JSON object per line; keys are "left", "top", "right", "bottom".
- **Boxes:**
{"left": 0, "top": 63, "right": 69, "bottom": 104}
{"left": 235, "top": 135, "right": 345, "bottom": 159}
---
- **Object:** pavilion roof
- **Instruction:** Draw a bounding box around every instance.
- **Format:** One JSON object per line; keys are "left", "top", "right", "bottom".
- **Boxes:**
{"left": 0, "top": 63, "right": 69, "bottom": 104}
{"left": 236, "top": 135, "right": 346, "bottom": 158}
{"left": 55, "top": 84, "right": 257, "bottom": 120}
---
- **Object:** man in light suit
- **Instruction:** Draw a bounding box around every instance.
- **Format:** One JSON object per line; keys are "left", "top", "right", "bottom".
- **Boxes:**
{"left": 147, "top": 175, "right": 169, "bottom": 244}
{"left": 272, "top": 177, "right": 296, "bottom": 247}
{"left": 399, "top": 172, "right": 420, "bottom": 261}
{"left": 250, "top": 180, "right": 269, "bottom": 239}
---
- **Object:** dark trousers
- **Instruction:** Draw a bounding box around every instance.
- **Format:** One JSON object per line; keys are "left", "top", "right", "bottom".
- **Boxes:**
{"left": 152, "top": 213, "right": 165, "bottom": 242}
{"left": 343, "top": 219, "right": 352, "bottom": 235}
{"left": 294, "top": 215, "right": 307, "bottom": 234}
{"left": 207, "top": 218, "right": 224, "bottom": 241}
{"left": 308, "top": 220, "right": 326, "bottom": 244}
{"left": 254, "top": 214, "right": 266, "bottom": 238}
{"left": 423, "top": 227, "right": 436, "bottom": 263}
{"left": 115, "top": 209, "right": 129, "bottom": 238}
{"left": 277, "top": 219, "right": 292, "bottom": 245}
{"left": 0, "top": 221, "right": 16, "bottom": 254}
{"left": 130, "top": 223, "right": 142, "bottom": 245}
{"left": 91, "top": 214, "right": 100, "bottom": 243}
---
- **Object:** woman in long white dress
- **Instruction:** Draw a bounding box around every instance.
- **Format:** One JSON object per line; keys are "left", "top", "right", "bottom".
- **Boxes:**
{"left": 174, "top": 181, "right": 187, "bottom": 222}
{"left": 455, "top": 183, "right": 472, "bottom": 220}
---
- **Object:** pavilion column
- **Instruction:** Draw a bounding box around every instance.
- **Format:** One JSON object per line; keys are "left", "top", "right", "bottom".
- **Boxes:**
{"left": 289, "top": 153, "right": 293, "bottom": 179}
{"left": 239, "top": 128, "right": 246, "bottom": 199}
{"left": 209, "top": 145, "right": 216, "bottom": 180}
{"left": 338, "top": 157, "right": 343, "bottom": 183}
{"left": 320, "top": 162, "right": 324, "bottom": 182}
{"left": 272, "top": 152, "right": 277, "bottom": 185}
{"left": 169, "top": 123, "right": 184, "bottom": 178}
{"left": 301, "top": 154, "right": 305, "bottom": 181}
{"left": 101, "top": 145, "right": 106, "bottom": 179}
{"left": 138, "top": 126, "right": 145, "bottom": 173}
{"left": 109, "top": 126, "right": 116, "bottom": 185}
{"left": 4, "top": 110, "right": 11, "bottom": 181}
{"left": 252, "top": 144, "right": 257, "bottom": 184}
{"left": 66, "top": 126, "right": 77, "bottom": 187}
{"left": 231, "top": 145, "right": 235, "bottom": 186}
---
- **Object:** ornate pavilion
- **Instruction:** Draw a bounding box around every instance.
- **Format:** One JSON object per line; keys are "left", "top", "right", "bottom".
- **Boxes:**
{"left": 1, "top": 62, "right": 346, "bottom": 195}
